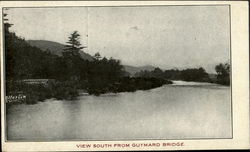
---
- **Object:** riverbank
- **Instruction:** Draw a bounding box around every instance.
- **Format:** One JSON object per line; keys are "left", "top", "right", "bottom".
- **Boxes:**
{"left": 87, "top": 77, "right": 172, "bottom": 95}
{"left": 6, "top": 77, "right": 172, "bottom": 105}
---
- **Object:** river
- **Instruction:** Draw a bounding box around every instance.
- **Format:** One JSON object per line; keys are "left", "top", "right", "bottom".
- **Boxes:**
{"left": 6, "top": 81, "right": 232, "bottom": 141}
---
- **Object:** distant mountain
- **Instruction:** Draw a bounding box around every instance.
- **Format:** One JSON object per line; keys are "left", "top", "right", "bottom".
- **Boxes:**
{"left": 123, "top": 65, "right": 156, "bottom": 76}
{"left": 27, "top": 40, "right": 94, "bottom": 61}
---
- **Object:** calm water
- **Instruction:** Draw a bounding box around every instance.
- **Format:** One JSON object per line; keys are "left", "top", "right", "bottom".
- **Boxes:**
{"left": 6, "top": 81, "right": 232, "bottom": 141}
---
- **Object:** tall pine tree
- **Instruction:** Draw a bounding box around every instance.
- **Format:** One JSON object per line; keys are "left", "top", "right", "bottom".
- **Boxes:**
{"left": 62, "top": 31, "right": 86, "bottom": 80}
{"left": 63, "top": 31, "right": 86, "bottom": 57}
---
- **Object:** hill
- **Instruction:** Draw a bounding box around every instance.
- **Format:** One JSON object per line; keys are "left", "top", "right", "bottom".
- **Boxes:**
{"left": 27, "top": 40, "right": 94, "bottom": 61}
{"left": 123, "top": 65, "right": 156, "bottom": 76}
{"left": 27, "top": 40, "right": 157, "bottom": 76}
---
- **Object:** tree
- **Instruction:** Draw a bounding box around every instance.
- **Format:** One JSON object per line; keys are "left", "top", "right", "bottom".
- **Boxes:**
{"left": 215, "top": 63, "right": 230, "bottom": 85}
{"left": 152, "top": 67, "right": 164, "bottom": 78}
{"left": 94, "top": 52, "right": 102, "bottom": 60}
{"left": 3, "top": 10, "right": 13, "bottom": 33}
{"left": 180, "top": 67, "right": 209, "bottom": 82}
{"left": 215, "top": 63, "right": 230, "bottom": 77}
{"left": 62, "top": 31, "right": 87, "bottom": 80}
{"left": 63, "top": 31, "right": 86, "bottom": 57}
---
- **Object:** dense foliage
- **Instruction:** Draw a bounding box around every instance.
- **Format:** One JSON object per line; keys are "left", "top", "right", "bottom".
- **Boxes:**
{"left": 5, "top": 30, "right": 127, "bottom": 98}
{"left": 215, "top": 63, "right": 230, "bottom": 85}
{"left": 135, "top": 67, "right": 211, "bottom": 82}
{"left": 87, "top": 77, "right": 172, "bottom": 95}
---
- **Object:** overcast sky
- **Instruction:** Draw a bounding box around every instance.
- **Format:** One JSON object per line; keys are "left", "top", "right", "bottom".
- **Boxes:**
{"left": 6, "top": 6, "right": 230, "bottom": 73}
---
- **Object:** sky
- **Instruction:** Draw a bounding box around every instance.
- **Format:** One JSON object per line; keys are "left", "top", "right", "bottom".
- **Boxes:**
{"left": 5, "top": 6, "right": 230, "bottom": 73}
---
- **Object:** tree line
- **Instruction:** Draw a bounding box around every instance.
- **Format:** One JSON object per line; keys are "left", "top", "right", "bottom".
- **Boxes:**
{"left": 135, "top": 64, "right": 230, "bottom": 85}
{"left": 135, "top": 67, "right": 210, "bottom": 82}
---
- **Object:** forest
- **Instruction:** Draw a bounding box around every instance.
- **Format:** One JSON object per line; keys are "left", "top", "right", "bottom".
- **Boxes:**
{"left": 4, "top": 13, "right": 230, "bottom": 105}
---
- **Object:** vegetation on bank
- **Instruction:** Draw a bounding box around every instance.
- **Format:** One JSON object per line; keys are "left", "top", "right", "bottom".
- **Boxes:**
{"left": 135, "top": 67, "right": 211, "bottom": 82}
{"left": 87, "top": 77, "right": 172, "bottom": 96}
{"left": 6, "top": 77, "right": 171, "bottom": 104}
{"left": 215, "top": 63, "right": 230, "bottom": 85}
{"left": 135, "top": 64, "right": 230, "bottom": 85}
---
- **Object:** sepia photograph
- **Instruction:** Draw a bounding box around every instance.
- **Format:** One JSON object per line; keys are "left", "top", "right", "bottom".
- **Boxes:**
{"left": 1, "top": 1, "right": 249, "bottom": 151}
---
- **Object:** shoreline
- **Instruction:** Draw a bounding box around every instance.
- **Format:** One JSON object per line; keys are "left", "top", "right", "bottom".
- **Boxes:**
{"left": 6, "top": 79, "right": 230, "bottom": 106}
{"left": 6, "top": 78, "right": 229, "bottom": 105}
{"left": 6, "top": 77, "right": 173, "bottom": 105}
